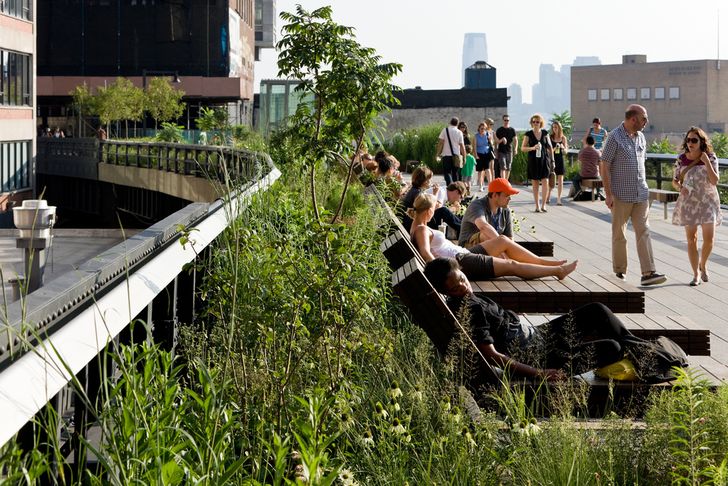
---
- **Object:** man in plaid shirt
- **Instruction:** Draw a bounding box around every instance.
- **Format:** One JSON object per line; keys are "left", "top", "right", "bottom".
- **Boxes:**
{"left": 600, "top": 104, "right": 667, "bottom": 286}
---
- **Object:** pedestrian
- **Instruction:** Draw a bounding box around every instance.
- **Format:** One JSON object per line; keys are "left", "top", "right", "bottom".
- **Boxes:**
{"left": 458, "top": 120, "right": 472, "bottom": 148}
{"left": 549, "top": 121, "right": 569, "bottom": 205}
{"left": 474, "top": 120, "right": 495, "bottom": 190}
{"left": 571, "top": 135, "right": 602, "bottom": 199}
{"left": 521, "top": 114, "right": 552, "bottom": 213}
{"left": 461, "top": 144, "right": 477, "bottom": 195}
{"left": 436, "top": 117, "right": 467, "bottom": 185}
{"left": 599, "top": 104, "right": 666, "bottom": 285}
{"left": 583, "top": 117, "right": 608, "bottom": 151}
{"left": 495, "top": 114, "right": 518, "bottom": 181}
{"left": 671, "top": 127, "right": 722, "bottom": 286}
{"left": 97, "top": 126, "right": 107, "bottom": 140}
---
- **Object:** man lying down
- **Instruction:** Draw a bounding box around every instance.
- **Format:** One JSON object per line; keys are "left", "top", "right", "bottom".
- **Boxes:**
{"left": 424, "top": 257, "right": 636, "bottom": 381}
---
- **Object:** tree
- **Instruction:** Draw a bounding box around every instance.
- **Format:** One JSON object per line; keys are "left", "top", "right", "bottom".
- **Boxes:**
{"left": 276, "top": 5, "right": 401, "bottom": 222}
{"left": 69, "top": 83, "right": 97, "bottom": 137}
{"left": 550, "top": 110, "right": 573, "bottom": 140}
{"left": 195, "top": 107, "right": 229, "bottom": 132}
{"left": 145, "top": 77, "right": 185, "bottom": 128}
{"left": 95, "top": 77, "right": 144, "bottom": 137}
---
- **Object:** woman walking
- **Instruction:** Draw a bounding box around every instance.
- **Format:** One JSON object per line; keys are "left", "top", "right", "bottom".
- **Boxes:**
{"left": 474, "top": 120, "right": 495, "bottom": 190}
{"left": 521, "top": 114, "right": 552, "bottom": 212}
{"left": 672, "top": 127, "right": 723, "bottom": 286}
{"left": 549, "top": 121, "right": 568, "bottom": 205}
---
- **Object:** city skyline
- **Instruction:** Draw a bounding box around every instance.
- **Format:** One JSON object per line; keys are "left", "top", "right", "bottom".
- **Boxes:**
{"left": 254, "top": 0, "right": 726, "bottom": 103}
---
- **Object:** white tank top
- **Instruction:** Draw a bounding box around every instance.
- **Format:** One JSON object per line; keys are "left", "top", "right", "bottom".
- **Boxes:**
{"left": 428, "top": 227, "right": 468, "bottom": 259}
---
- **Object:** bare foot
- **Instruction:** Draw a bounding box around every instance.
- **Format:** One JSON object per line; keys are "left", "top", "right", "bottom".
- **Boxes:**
{"left": 556, "top": 260, "right": 578, "bottom": 280}
{"left": 543, "top": 258, "right": 567, "bottom": 267}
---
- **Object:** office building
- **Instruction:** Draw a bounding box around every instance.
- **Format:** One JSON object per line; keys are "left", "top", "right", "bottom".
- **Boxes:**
{"left": 257, "top": 79, "right": 315, "bottom": 136}
{"left": 571, "top": 55, "right": 728, "bottom": 141}
{"left": 0, "top": 0, "right": 35, "bottom": 223}
{"left": 35, "top": 0, "right": 276, "bottom": 131}
{"left": 462, "top": 33, "right": 487, "bottom": 86}
{"left": 255, "top": 0, "right": 277, "bottom": 60}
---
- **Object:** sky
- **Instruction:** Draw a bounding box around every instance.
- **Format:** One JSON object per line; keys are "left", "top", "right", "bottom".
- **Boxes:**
{"left": 254, "top": 0, "right": 726, "bottom": 102}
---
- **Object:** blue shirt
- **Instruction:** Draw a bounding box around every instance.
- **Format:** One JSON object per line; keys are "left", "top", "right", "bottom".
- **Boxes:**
{"left": 600, "top": 123, "right": 649, "bottom": 203}
{"left": 475, "top": 132, "right": 490, "bottom": 154}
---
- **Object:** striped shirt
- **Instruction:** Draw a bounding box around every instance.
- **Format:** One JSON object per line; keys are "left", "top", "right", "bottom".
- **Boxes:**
{"left": 600, "top": 123, "right": 649, "bottom": 203}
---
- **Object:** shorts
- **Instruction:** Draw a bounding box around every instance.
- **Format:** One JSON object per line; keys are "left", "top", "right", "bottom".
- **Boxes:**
{"left": 463, "top": 232, "right": 482, "bottom": 250}
{"left": 497, "top": 151, "right": 513, "bottom": 170}
{"left": 476, "top": 152, "right": 494, "bottom": 172}
{"left": 456, "top": 246, "right": 495, "bottom": 280}
{"left": 461, "top": 175, "right": 473, "bottom": 184}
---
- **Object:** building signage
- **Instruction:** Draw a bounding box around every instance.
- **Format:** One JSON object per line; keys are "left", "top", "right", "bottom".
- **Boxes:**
{"left": 668, "top": 66, "right": 702, "bottom": 76}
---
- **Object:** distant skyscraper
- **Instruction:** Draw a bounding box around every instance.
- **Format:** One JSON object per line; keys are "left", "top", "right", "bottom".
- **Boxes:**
{"left": 462, "top": 33, "right": 488, "bottom": 86}
{"left": 573, "top": 56, "right": 601, "bottom": 67}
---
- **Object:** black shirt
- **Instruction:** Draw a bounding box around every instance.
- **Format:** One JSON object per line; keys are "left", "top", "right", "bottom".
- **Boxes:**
{"left": 495, "top": 126, "right": 517, "bottom": 154}
{"left": 448, "top": 294, "right": 533, "bottom": 349}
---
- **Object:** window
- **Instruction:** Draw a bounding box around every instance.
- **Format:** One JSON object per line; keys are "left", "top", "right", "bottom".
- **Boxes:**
{"left": 627, "top": 88, "right": 637, "bottom": 100}
{"left": 600, "top": 89, "right": 610, "bottom": 101}
{"left": 0, "top": 141, "right": 31, "bottom": 192}
{"left": 669, "top": 87, "right": 680, "bottom": 99}
{"left": 613, "top": 88, "right": 623, "bottom": 100}
{"left": 587, "top": 89, "right": 597, "bottom": 101}
{"left": 640, "top": 87, "right": 650, "bottom": 100}
{"left": 655, "top": 87, "right": 665, "bottom": 100}
{"left": 0, "top": 50, "right": 32, "bottom": 107}
{"left": 0, "top": 0, "right": 32, "bottom": 21}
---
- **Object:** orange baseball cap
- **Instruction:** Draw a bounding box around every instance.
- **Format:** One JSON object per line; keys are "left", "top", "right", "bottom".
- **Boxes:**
{"left": 488, "top": 178, "right": 519, "bottom": 195}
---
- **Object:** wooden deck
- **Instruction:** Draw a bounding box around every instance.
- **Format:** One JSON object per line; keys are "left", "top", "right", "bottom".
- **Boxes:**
{"left": 503, "top": 184, "right": 728, "bottom": 384}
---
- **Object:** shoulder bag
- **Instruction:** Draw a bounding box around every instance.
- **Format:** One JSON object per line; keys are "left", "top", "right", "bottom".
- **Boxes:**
{"left": 445, "top": 127, "right": 463, "bottom": 168}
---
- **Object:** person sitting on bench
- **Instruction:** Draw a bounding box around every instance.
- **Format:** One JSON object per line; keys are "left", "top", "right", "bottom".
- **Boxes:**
{"left": 571, "top": 136, "right": 604, "bottom": 201}
{"left": 400, "top": 166, "right": 462, "bottom": 233}
{"left": 458, "top": 178, "right": 519, "bottom": 249}
{"left": 424, "top": 257, "right": 635, "bottom": 381}
{"left": 409, "top": 193, "right": 577, "bottom": 281}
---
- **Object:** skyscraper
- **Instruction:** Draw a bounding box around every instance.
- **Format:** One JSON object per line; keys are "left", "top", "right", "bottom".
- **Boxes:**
{"left": 462, "top": 33, "right": 488, "bottom": 86}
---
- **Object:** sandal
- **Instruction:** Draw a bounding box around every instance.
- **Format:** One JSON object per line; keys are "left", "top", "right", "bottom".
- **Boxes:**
{"left": 689, "top": 277, "right": 701, "bottom": 286}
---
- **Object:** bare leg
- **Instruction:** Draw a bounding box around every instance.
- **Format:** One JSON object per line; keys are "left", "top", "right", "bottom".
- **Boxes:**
{"left": 493, "top": 259, "right": 578, "bottom": 280}
{"left": 502, "top": 169, "right": 510, "bottom": 181}
{"left": 557, "top": 175, "right": 564, "bottom": 204}
{"left": 487, "top": 161, "right": 494, "bottom": 183}
{"left": 699, "top": 223, "right": 715, "bottom": 276}
{"left": 532, "top": 180, "right": 540, "bottom": 211}
{"left": 479, "top": 235, "right": 566, "bottom": 266}
{"left": 685, "top": 225, "right": 699, "bottom": 280}
{"left": 540, "top": 178, "right": 549, "bottom": 210}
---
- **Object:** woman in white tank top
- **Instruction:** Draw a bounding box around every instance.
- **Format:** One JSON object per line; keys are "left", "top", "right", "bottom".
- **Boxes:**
{"left": 407, "top": 194, "right": 577, "bottom": 281}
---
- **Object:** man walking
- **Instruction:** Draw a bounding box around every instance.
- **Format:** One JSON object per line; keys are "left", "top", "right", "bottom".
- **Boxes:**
{"left": 600, "top": 104, "right": 666, "bottom": 285}
{"left": 495, "top": 114, "right": 518, "bottom": 180}
{"left": 436, "top": 117, "right": 466, "bottom": 184}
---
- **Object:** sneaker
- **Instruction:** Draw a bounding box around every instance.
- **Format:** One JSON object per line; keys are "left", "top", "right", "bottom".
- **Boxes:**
{"left": 641, "top": 272, "right": 667, "bottom": 286}
{"left": 615, "top": 272, "right": 626, "bottom": 281}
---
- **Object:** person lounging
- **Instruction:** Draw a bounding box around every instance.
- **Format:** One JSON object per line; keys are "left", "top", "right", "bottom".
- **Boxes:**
{"left": 424, "top": 257, "right": 636, "bottom": 381}
{"left": 409, "top": 193, "right": 577, "bottom": 281}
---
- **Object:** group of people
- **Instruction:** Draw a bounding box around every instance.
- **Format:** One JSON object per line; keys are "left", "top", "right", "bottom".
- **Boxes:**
{"left": 404, "top": 104, "right": 723, "bottom": 382}
{"left": 436, "top": 116, "right": 519, "bottom": 192}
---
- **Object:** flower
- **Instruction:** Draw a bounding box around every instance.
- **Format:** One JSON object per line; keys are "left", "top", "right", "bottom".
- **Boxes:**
{"left": 361, "top": 430, "right": 374, "bottom": 447}
{"left": 440, "top": 398, "right": 451, "bottom": 412}
{"left": 339, "top": 468, "right": 359, "bottom": 486}
{"left": 461, "top": 427, "right": 477, "bottom": 449}
{"left": 389, "top": 398, "right": 400, "bottom": 412}
{"left": 391, "top": 418, "right": 406, "bottom": 435}
{"left": 388, "top": 382, "right": 403, "bottom": 399}
{"left": 411, "top": 385, "right": 423, "bottom": 402}
{"left": 375, "top": 401, "right": 389, "bottom": 419}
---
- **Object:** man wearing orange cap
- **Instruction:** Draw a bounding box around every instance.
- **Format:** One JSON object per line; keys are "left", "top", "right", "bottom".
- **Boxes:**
{"left": 458, "top": 178, "right": 520, "bottom": 248}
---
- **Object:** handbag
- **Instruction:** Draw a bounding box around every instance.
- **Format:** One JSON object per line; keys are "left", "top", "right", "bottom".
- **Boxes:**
{"left": 445, "top": 127, "right": 463, "bottom": 168}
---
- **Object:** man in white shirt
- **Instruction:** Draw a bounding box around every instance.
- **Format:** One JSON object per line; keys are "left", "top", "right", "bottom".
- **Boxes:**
{"left": 436, "top": 117, "right": 467, "bottom": 185}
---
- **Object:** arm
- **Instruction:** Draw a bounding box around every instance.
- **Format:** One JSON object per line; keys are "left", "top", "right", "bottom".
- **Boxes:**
{"left": 436, "top": 138, "right": 444, "bottom": 156}
{"left": 521, "top": 133, "right": 533, "bottom": 153}
{"left": 512, "top": 130, "right": 518, "bottom": 155}
{"left": 413, "top": 225, "right": 435, "bottom": 262}
{"left": 460, "top": 142, "right": 467, "bottom": 158}
{"left": 703, "top": 152, "right": 720, "bottom": 185}
{"left": 562, "top": 136, "right": 569, "bottom": 152}
{"left": 599, "top": 160, "right": 613, "bottom": 208}
{"left": 474, "top": 216, "right": 499, "bottom": 240}
{"left": 477, "top": 343, "right": 564, "bottom": 380}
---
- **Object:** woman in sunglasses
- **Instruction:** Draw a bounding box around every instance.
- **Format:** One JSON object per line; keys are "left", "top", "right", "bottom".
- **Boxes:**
{"left": 672, "top": 127, "right": 722, "bottom": 286}
{"left": 521, "top": 114, "right": 553, "bottom": 212}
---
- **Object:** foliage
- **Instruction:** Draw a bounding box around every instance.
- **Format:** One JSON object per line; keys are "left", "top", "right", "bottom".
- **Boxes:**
{"left": 195, "top": 106, "right": 229, "bottom": 132}
{"left": 648, "top": 136, "right": 678, "bottom": 154}
{"left": 711, "top": 132, "right": 728, "bottom": 158}
{"left": 231, "top": 124, "right": 268, "bottom": 153}
{"left": 95, "top": 77, "right": 145, "bottom": 129}
{"left": 382, "top": 123, "right": 443, "bottom": 173}
{"left": 550, "top": 110, "right": 573, "bottom": 139}
{"left": 144, "top": 77, "right": 185, "bottom": 127}
{"left": 154, "top": 122, "right": 186, "bottom": 143}
{"left": 276, "top": 4, "right": 402, "bottom": 222}
{"left": 69, "top": 83, "right": 97, "bottom": 120}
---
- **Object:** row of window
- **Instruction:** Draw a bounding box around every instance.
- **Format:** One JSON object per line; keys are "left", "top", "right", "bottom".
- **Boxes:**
{"left": 0, "top": 50, "right": 32, "bottom": 107}
{"left": 0, "top": 0, "right": 31, "bottom": 21}
{"left": 0, "top": 141, "right": 31, "bottom": 192}
{"left": 587, "top": 87, "right": 680, "bottom": 102}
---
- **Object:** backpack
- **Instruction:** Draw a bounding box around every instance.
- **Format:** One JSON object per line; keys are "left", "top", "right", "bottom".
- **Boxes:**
{"left": 622, "top": 335, "right": 689, "bottom": 383}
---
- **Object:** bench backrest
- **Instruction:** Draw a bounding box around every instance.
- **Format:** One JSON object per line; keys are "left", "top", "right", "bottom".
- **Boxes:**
{"left": 392, "top": 257, "right": 500, "bottom": 383}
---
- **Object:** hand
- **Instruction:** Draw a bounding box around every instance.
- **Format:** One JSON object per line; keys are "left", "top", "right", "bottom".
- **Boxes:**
{"left": 605, "top": 193, "right": 614, "bottom": 209}
{"left": 539, "top": 369, "right": 566, "bottom": 381}
{"left": 700, "top": 152, "right": 710, "bottom": 164}
{"left": 432, "top": 185, "right": 440, "bottom": 195}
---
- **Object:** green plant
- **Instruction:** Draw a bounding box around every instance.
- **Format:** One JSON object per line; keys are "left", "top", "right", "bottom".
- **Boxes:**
{"left": 195, "top": 107, "right": 229, "bottom": 132}
{"left": 648, "top": 136, "right": 677, "bottom": 154}
{"left": 550, "top": 110, "right": 573, "bottom": 139}
{"left": 95, "top": 77, "right": 145, "bottom": 137}
{"left": 154, "top": 122, "right": 186, "bottom": 143}
{"left": 144, "top": 77, "right": 185, "bottom": 128}
{"left": 711, "top": 132, "right": 728, "bottom": 158}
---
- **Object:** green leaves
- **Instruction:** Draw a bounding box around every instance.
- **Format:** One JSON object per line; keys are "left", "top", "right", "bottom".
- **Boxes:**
{"left": 145, "top": 77, "right": 185, "bottom": 127}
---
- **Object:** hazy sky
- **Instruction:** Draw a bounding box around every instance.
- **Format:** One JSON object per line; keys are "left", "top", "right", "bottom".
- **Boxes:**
{"left": 254, "top": 0, "right": 726, "bottom": 102}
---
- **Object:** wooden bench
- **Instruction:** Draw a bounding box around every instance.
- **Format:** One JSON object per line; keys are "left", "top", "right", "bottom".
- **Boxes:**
{"left": 581, "top": 178, "right": 604, "bottom": 201}
{"left": 520, "top": 314, "right": 710, "bottom": 356}
{"left": 649, "top": 189, "right": 680, "bottom": 220}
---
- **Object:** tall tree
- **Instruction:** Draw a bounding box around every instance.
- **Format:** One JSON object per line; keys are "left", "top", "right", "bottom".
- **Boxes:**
{"left": 145, "top": 77, "right": 185, "bottom": 128}
{"left": 276, "top": 5, "right": 401, "bottom": 222}
{"left": 550, "top": 110, "right": 573, "bottom": 140}
{"left": 95, "top": 77, "right": 145, "bottom": 137}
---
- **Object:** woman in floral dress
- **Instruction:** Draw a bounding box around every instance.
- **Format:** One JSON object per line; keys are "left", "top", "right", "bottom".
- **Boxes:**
{"left": 672, "top": 127, "right": 723, "bottom": 286}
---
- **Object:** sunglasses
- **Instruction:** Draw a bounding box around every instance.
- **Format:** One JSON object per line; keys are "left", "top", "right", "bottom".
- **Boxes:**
{"left": 530, "top": 121, "right": 539, "bottom": 125}
{"left": 685, "top": 137, "right": 700, "bottom": 144}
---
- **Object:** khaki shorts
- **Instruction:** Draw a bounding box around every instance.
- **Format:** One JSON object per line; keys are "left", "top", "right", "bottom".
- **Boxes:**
{"left": 463, "top": 232, "right": 482, "bottom": 249}
{"left": 498, "top": 152, "right": 513, "bottom": 170}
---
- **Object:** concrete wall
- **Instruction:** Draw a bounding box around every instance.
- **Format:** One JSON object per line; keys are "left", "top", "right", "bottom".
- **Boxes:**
{"left": 98, "top": 164, "right": 221, "bottom": 203}
{"left": 384, "top": 107, "right": 506, "bottom": 133}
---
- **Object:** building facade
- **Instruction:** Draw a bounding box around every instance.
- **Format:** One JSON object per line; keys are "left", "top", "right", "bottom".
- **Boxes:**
{"left": 256, "top": 79, "right": 314, "bottom": 136}
{"left": 571, "top": 55, "right": 728, "bottom": 142}
{"left": 0, "top": 0, "right": 35, "bottom": 222}
{"left": 35, "top": 0, "right": 272, "bottom": 132}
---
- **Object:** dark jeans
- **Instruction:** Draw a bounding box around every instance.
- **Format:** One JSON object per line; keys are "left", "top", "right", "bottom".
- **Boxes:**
{"left": 534, "top": 303, "right": 633, "bottom": 374}
{"left": 442, "top": 156, "right": 461, "bottom": 185}
{"left": 493, "top": 157, "right": 501, "bottom": 179}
